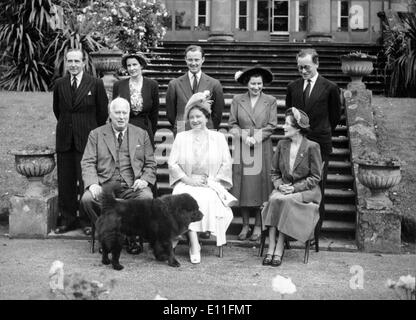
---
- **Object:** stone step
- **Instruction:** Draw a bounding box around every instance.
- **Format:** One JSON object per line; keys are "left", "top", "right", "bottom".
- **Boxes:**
{"left": 152, "top": 83, "right": 384, "bottom": 96}
{"left": 147, "top": 64, "right": 350, "bottom": 71}
{"left": 228, "top": 216, "right": 355, "bottom": 234}
{"left": 154, "top": 119, "right": 348, "bottom": 133}
{"left": 152, "top": 42, "right": 381, "bottom": 54}
{"left": 155, "top": 181, "right": 355, "bottom": 198}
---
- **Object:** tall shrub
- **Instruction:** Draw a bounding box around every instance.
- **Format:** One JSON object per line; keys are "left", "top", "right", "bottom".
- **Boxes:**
{"left": 83, "top": 0, "right": 169, "bottom": 53}
{"left": 46, "top": 1, "right": 104, "bottom": 80}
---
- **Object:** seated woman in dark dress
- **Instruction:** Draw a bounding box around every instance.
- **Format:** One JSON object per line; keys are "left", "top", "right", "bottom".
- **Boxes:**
{"left": 112, "top": 52, "right": 159, "bottom": 147}
{"left": 261, "top": 108, "right": 322, "bottom": 267}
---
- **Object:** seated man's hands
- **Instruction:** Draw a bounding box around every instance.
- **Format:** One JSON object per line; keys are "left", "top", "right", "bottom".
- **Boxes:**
{"left": 89, "top": 184, "right": 102, "bottom": 200}
{"left": 132, "top": 178, "right": 148, "bottom": 191}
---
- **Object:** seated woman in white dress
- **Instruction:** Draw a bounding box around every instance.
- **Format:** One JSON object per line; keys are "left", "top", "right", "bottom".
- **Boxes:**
{"left": 261, "top": 108, "right": 322, "bottom": 267}
{"left": 168, "top": 91, "right": 235, "bottom": 264}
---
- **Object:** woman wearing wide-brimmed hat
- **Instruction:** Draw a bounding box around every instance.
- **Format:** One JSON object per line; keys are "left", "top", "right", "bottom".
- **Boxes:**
{"left": 112, "top": 52, "right": 159, "bottom": 146}
{"left": 228, "top": 65, "right": 278, "bottom": 242}
{"left": 261, "top": 108, "right": 322, "bottom": 267}
{"left": 168, "top": 91, "right": 235, "bottom": 264}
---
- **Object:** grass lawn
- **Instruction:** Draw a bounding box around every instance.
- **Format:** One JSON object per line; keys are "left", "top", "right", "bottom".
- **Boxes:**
{"left": 372, "top": 97, "right": 416, "bottom": 241}
{"left": 0, "top": 91, "right": 415, "bottom": 241}
{"left": 0, "top": 91, "right": 55, "bottom": 220}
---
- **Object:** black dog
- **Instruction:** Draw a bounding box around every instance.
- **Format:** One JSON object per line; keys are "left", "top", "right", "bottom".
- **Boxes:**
{"left": 95, "top": 183, "right": 203, "bottom": 270}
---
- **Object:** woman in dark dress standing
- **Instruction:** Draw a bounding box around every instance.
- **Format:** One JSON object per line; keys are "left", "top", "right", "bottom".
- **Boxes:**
{"left": 112, "top": 52, "right": 159, "bottom": 146}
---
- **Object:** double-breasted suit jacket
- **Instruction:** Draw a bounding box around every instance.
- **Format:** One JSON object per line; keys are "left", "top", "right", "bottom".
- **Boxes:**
{"left": 112, "top": 77, "right": 159, "bottom": 143}
{"left": 228, "top": 92, "right": 278, "bottom": 206}
{"left": 285, "top": 75, "right": 341, "bottom": 158}
{"left": 81, "top": 123, "right": 157, "bottom": 190}
{"left": 53, "top": 73, "right": 108, "bottom": 153}
{"left": 165, "top": 72, "right": 225, "bottom": 131}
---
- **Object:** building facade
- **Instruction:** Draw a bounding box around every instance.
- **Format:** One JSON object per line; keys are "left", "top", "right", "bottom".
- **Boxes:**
{"left": 158, "top": 0, "right": 412, "bottom": 43}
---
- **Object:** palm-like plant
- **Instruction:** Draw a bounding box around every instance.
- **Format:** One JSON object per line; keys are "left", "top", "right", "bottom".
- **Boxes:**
{"left": 46, "top": 1, "right": 103, "bottom": 80}
{"left": 0, "top": 0, "right": 55, "bottom": 91}
{"left": 382, "top": 12, "right": 416, "bottom": 97}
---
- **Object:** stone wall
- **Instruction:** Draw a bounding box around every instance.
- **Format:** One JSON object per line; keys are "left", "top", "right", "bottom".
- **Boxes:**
{"left": 344, "top": 89, "right": 401, "bottom": 253}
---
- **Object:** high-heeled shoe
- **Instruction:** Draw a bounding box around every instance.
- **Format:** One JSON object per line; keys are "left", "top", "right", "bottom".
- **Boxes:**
{"left": 271, "top": 248, "right": 285, "bottom": 267}
{"left": 271, "top": 254, "right": 282, "bottom": 267}
{"left": 238, "top": 225, "right": 251, "bottom": 241}
{"left": 262, "top": 254, "right": 273, "bottom": 266}
{"left": 250, "top": 226, "right": 262, "bottom": 241}
{"left": 189, "top": 244, "right": 201, "bottom": 264}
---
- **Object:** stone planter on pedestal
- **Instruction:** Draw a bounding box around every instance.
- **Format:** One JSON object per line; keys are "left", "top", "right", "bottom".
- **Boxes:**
{"left": 90, "top": 49, "right": 123, "bottom": 100}
{"left": 9, "top": 146, "right": 58, "bottom": 238}
{"left": 354, "top": 153, "right": 403, "bottom": 253}
{"left": 356, "top": 159, "right": 402, "bottom": 210}
{"left": 340, "top": 53, "right": 376, "bottom": 91}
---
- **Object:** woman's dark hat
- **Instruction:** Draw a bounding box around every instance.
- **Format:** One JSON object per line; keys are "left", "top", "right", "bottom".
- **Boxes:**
{"left": 286, "top": 107, "right": 310, "bottom": 129}
{"left": 121, "top": 52, "right": 148, "bottom": 69}
{"left": 235, "top": 65, "right": 273, "bottom": 85}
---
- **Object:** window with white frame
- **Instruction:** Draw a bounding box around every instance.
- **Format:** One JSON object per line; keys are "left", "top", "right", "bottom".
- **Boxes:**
{"left": 256, "top": 0, "right": 269, "bottom": 31}
{"left": 297, "top": 0, "right": 308, "bottom": 32}
{"left": 236, "top": 0, "right": 249, "bottom": 31}
{"left": 195, "top": 0, "right": 210, "bottom": 30}
{"left": 338, "top": 0, "right": 349, "bottom": 31}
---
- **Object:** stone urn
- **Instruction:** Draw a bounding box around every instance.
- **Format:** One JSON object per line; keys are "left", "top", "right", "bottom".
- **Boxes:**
{"left": 11, "top": 146, "right": 56, "bottom": 197}
{"left": 90, "top": 49, "right": 123, "bottom": 100}
{"left": 340, "top": 52, "right": 376, "bottom": 91}
{"left": 356, "top": 157, "right": 402, "bottom": 209}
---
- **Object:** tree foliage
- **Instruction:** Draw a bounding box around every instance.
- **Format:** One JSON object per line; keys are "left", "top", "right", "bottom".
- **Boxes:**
{"left": 0, "top": 0, "right": 169, "bottom": 91}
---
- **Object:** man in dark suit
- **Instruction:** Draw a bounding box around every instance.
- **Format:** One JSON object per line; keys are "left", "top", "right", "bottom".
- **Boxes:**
{"left": 166, "top": 45, "right": 225, "bottom": 133}
{"left": 285, "top": 48, "right": 341, "bottom": 237}
{"left": 81, "top": 97, "right": 156, "bottom": 253}
{"left": 53, "top": 49, "right": 108, "bottom": 234}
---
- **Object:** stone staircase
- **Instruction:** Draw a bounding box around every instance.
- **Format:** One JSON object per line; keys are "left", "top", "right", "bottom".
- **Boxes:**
{"left": 144, "top": 41, "right": 385, "bottom": 246}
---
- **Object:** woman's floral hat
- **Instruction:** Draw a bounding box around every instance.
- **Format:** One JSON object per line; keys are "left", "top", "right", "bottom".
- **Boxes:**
{"left": 121, "top": 52, "right": 148, "bottom": 69}
{"left": 183, "top": 90, "right": 213, "bottom": 121}
{"left": 285, "top": 107, "right": 310, "bottom": 129}
{"left": 234, "top": 65, "right": 273, "bottom": 85}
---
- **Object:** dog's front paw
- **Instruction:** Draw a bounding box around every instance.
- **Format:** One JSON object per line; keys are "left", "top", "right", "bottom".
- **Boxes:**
{"left": 168, "top": 258, "right": 181, "bottom": 268}
{"left": 112, "top": 263, "right": 124, "bottom": 271}
{"left": 102, "top": 257, "right": 111, "bottom": 265}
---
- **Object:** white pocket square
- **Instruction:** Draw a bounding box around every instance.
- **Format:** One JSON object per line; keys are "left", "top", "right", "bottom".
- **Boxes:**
{"left": 136, "top": 144, "right": 141, "bottom": 148}
{"left": 87, "top": 91, "right": 92, "bottom": 95}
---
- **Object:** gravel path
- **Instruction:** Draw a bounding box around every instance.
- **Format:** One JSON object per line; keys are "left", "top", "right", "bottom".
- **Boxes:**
{"left": 0, "top": 238, "right": 414, "bottom": 300}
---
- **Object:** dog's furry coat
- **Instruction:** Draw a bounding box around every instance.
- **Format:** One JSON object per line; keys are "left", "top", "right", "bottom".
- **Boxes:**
{"left": 96, "top": 183, "right": 203, "bottom": 270}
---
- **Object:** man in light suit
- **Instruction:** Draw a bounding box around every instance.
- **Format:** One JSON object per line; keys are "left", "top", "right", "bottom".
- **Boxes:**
{"left": 285, "top": 48, "right": 341, "bottom": 238}
{"left": 166, "top": 45, "right": 225, "bottom": 133}
{"left": 80, "top": 97, "right": 156, "bottom": 253}
{"left": 53, "top": 49, "right": 108, "bottom": 234}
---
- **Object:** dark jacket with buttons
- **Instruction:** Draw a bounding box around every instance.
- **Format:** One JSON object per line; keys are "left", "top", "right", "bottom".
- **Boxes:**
{"left": 53, "top": 73, "right": 108, "bottom": 153}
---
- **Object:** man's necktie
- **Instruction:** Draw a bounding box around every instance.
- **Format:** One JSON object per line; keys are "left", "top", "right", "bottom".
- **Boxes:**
{"left": 71, "top": 76, "right": 77, "bottom": 93}
{"left": 303, "top": 79, "right": 311, "bottom": 106}
{"left": 117, "top": 132, "right": 123, "bottom": 148}
{"left": 192, "top": 74, "right": 198, "bottom": 94}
